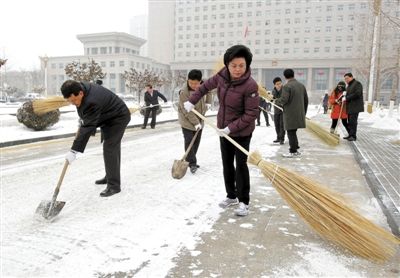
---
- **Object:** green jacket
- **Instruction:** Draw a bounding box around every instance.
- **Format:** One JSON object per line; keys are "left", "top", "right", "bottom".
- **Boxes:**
{"left": 178, "top": 84, "right": 212, "bottom": 131}
{"left": 275, "top": 78, "right": 308, "bottom": 130}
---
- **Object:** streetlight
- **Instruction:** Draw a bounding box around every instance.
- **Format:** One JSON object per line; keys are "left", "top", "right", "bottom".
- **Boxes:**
{"left": 40, "top": 55, "right": 49, "bottom": 97}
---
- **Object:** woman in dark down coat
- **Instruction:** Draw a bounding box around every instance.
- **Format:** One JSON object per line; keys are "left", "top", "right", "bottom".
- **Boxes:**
{"left": 183, "top": 45, "right": 259, "bottom": 217}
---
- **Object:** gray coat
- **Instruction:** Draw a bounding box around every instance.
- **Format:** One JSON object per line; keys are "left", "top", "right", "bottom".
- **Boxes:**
{"left": 345, "top": 79, "right": 364, "bottom": 114}
{"left": 274, "top": 78, "right": 308, "bottom": 130}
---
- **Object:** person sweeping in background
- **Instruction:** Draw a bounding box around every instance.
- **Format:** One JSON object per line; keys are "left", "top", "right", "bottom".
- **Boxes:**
{"left": 329, "top": 81, "right": 349, "bottom": 134}
{"left": 178, "top": 69, "right": 212, "bottom": 174}
{"left": 183, "top": 45, "right": 259, "bottom": 216}
{"left": 61, "top": 80, "right": 131, "bottom": 197}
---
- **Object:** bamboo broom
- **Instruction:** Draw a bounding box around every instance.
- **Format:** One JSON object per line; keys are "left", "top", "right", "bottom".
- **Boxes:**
{"left": 192, "top": 108, "right": 400, "bottom": 262}
{"left": 259, "top": 88, "right": 339, "bottom": 146}
{"left": 32, "top": 96, "right": 70, "bottom": 115}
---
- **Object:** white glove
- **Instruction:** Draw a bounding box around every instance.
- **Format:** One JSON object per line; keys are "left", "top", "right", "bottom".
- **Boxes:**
{"left": 65, "top": 150, "right": 78, "bottom": 164}
{"left": 206, "top": 103, "right": 212, "bottom": 110}
{"left": 184, "top": 101, "right": 195, "bottom": 112}
{"left": 149, "top": 104, "right": 153, "bottom": 108}
{"left": 195, "top": 124, "right": 202, "bottom": 130}
{"left": 342, "top": 97, "right": 346, "bottom": 102}
{"left": 218, "top": 126, "right": 230, "bottom": 137}
{"left": 342, "top": 91, "right": 347, "bottom": 96}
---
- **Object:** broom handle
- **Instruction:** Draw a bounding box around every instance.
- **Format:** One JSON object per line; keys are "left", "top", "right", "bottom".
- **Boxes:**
{"left": 259, "top": 106, "right": 274, "bottom": 116}
{"left": 141, "top": 104, "right": 160, "bottom": 109}
{"left": 261, "top": 96, "right": 283, "bottom": 111}
{"left": 181, "top": 128, "right": 201, "bottom": 160}
{"left": 334, "top": 100, "right": 345, "bottom": 134}
{"left": 192, "top": 109, "right": 250, "bottom": 156}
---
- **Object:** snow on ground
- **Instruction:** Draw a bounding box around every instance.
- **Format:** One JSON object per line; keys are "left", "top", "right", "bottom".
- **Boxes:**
{"left": 1, "top": 102, "right": 398, "bottom": 277}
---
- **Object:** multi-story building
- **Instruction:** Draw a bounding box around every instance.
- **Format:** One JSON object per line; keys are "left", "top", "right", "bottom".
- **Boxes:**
{"left": 130, "top": 15, "right": 148, "bottom": 56}
{"left": 41, "top": 32, "right": 169, "bottom": 96}
{"left": 148, "top": 0, "right": 400, "bottom": 103}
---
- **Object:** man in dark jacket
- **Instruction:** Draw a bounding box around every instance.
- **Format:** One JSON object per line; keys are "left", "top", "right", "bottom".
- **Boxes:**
{"left": 272, "top": 77, "right": 285, "bottom": 144}
{"left": 343, "top": 73, "right": 364, "bottom": 141}
{"left": 142, "top": 84, "right": 167, "bottom": 129}
{"left": 257, "top": 97, "right": 270, "bottom": 126}
{"left": 275, "top": 69, "right": 308, "bottom": 158}
{"left": 61, "top": 80, "right": 131, "bottom": 197}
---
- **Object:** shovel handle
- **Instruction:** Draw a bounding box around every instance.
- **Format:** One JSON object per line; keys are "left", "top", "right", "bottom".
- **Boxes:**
{"left": 50, "top": 160, "right": 69, "bottom": 202}
{"left": 191, "top": 109, "right": 249, "bottom": 156}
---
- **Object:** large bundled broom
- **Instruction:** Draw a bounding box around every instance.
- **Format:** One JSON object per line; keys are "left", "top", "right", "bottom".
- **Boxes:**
{"left": 192, "top": 108, "right": 399, "bottom": 262}
{"left": 258, "top": 87, "right": 340, "bottom": 146}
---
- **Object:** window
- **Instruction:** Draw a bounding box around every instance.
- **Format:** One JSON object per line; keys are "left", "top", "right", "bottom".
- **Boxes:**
{"left": 275, "top": 19, "right": 280, "bottom": 24}
{"left": 324, "top": 47, "right": 330, "bottom": 52}
{"left": 283, "top": 48, "right": 289, "bottom": 53}
{"left": 335, "top": 46, "right": 341, "bottom": 52}
{"left": 91, "top": 47, "right": 98, "bottom": 55}
{"left": 119, "top": 61, "right": 124, "bottom": 67}
{"left": 314, "top": 47, "right": 320, "bottom": 53}
{"left": 265, "top": 39, "right": 270, "bottom": 44}
{"left": 294, "top": 38, "right": 299, "bottom": 43}
{"left": 336, "top": 36, "right": 342, "bottom": 42}
{"left": 101, "top": 61, "right": 106, "bottom": 67}
{"left": 326, "top": 26, "right": 331, "bottom": 32}
{"left": 110, "top": 61, "right": 115, "bottom": 67}
{"left": 284, "top": 38, "right": 289, "bottom": 44}
{"left": 100, "top": 47, "right": 107, "bottom": 54}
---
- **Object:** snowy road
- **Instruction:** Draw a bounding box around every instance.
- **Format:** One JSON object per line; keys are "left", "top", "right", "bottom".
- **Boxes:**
{"left": 1, "top": 120, "right": 241, "bottom": 277}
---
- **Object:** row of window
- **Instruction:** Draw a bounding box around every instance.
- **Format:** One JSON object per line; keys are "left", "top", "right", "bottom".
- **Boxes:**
{"left": 50, "top": 61, "right": 166, "bottom": 73}
{"left": 176, "top": 46, "right": 353, "bottom": 58}
{"left": 86, "top": 47, "right": 139, "bottom": 56}
{"left": 177, "top": 2, "right": 365, "bottom": 13}
{"left": 178, "top": 13, "right": 356, "bottom": 22}
{"left": 177, "top": 23, "right": 353, "bottom": 33}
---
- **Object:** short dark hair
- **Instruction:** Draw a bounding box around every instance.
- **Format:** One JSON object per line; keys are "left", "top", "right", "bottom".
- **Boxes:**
{"left": 273, "top": 77, "right": 282, "bottom": 84}
{"left": 223, "top": 44, "right": 253, "bottom": 69}
{"left": 283, "top": 69, "right": 295, "bottom": 79}
{"left": 188, "top": 69, "right": 202, "bottom": 81}
{"left": 95, "top": 79, "right": 103, "bottom": 85}
{"left": 61, "top": 80, "right": 82, "bottom": 98}
{"left": 344, "top": 72, "right": 353, "bottom": 78}
{"left": 146, "top": 84, "right": 152, "bottom": 89}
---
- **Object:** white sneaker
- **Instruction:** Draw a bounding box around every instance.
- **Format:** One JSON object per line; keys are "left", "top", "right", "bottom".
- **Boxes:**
{"left": 234, "top": 202, "right": 249, "bottom": 216}
{"left": 282, "top": 152, "right": 301, "bottom": 158}
{"left": 218, "top": 198, "right": 239, "bottom": 208}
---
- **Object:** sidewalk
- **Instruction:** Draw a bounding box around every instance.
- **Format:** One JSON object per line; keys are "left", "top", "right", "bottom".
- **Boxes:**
{"left": 167, "top": 115, "right": 400, "bottom": 277}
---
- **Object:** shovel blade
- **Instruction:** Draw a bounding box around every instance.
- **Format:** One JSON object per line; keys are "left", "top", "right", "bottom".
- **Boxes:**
{"left": 35, "top": 200, "right": 66, "bottom": 219}
{"left": 171, "top": 159, "right": 189, "bottom": 179}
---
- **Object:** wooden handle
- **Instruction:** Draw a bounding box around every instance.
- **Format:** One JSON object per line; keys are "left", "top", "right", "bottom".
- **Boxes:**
{"left": 181, "top": 128, "right": 201, "bottom": 160}
{"left": 191, "top": 109, "right": 249, "bottom": 156}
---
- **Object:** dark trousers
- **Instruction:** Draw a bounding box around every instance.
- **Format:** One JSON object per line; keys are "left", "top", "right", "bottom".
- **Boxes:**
{"left": 220, "top": 135, "right": 252, "bottom": 205}
{"left": 102, "top": 114, "right": 131, "bottom": 190}
{"left": 274, "top": 112, "right": 285, "bottom": 141}
{"left": 143, "top": 107, "right": 158, "bottom": 128}
{"left": 257, "top": 109, "right": 269, "bottom": 125}
{"left": 348, "top": 112, "right": 359, "bottom": 139}
{"left": 182, "top": 127, "right": 203, "bottom": 167}
{"left": 286, "top": 129, "right": 299, "bottom": 153}
{"left": 331, "top": 118, "right": 349, "bottom": 133}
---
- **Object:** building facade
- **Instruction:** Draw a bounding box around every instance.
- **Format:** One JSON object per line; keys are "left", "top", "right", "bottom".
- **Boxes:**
{"left": 42, "top": 32, "right": 169, "bottom": 96}
{"left": 148, "top": 0, "right": 400, "bottom": 104}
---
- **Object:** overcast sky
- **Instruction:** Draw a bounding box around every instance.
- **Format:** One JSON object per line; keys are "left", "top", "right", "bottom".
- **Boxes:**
{"left": 1, "top": 0, "right": 148, "bottom": 71}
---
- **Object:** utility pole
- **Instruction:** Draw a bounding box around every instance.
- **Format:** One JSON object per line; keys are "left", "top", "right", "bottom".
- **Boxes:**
{"left": 367, "top": 0, "right": 382, "bottom": 112}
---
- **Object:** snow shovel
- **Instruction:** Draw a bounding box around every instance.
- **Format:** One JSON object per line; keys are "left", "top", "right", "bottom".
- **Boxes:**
{"left": 172, "top": 128, "right": 201, "bottom": 179}
{"left": 36, "top": 160, "right": 69, "bottom": 219}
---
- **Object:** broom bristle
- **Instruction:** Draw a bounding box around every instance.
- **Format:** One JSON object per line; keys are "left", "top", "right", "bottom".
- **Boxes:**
{"left": 32, "top": 96, "right": 70, "bottom": 115}
{"left": 258, "top": 85, "right": 273, "bottom": 101}
{"left": 306, "top": 118, "right": 340, "bottom": 146}
{"left": 129, "top": 107, "right": 140, "bottom": 114}
{"left": 247, "top": 151, "right": 400, "bottom": 262}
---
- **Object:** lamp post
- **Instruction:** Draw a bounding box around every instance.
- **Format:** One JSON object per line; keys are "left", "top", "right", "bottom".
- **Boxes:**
{"left": 40, "top": 55, "right": 49, "bottom": 97}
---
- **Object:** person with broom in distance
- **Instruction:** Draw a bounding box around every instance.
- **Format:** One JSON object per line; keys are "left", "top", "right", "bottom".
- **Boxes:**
{"left": 183, "top": 45, "right": 259, "bottom": 216}
{"left": 271, "top": 77, "right": 285, "bottom": 145}
{"left": 329, "top": 81, "right": 349, "bottom": 134}
{"left": 274, "top": 69, "right": 308, "bottom": 158}
{"left": 178, "top": 69, "right": 212, "bottom": 174}
{"left": 141, "top": 84, "right": 167, "bottom": 129}
{"left": 343, "top": 72, "right": 364, "bottom": 141}
{"left": 61, "top": 80, "right": 131, "bottom": 197}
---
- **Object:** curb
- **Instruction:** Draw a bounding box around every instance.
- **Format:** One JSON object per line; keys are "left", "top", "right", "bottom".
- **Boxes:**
{"left": 0, "top": 119, "right": 179, "bottom": 148}
{"left": 349, "top": 141, "right": 400, "bottom": 236}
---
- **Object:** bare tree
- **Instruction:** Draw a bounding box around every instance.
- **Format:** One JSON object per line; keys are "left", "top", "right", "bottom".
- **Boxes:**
{"left": 64, "top": 59, "right": 106, "bottom": 82}
{"left": 122, "top": 68, "right": 163, "bottom": 104}
{"left": 162, "top": 70, "right": 186, "bottom": 103}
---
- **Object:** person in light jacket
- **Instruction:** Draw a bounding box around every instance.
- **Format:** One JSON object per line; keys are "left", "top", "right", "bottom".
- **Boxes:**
{"left": 178, "top": 69, "right": 212, "bottom": 174}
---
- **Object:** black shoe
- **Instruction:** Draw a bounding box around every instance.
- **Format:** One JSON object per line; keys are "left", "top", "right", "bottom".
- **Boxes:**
{"left": 266, "top": 124, "right": 270, "bottom": 127}
{"left": 347, "top": 137, "right": 356, "bottom": 141}
{"left": 343, "top": 136, "right": 350, "bottom": 139}
{"left": 141, "top": 126, "right": 146, "bottom": 129}
{"left": 190, "top": 166, "right": 198, "bottom": 174}
{"left": 196, "top": 165, "right": 200, "bottom": 168}
{"left": 256, "top": 123, "right": 260, "bottom": 126}
{"left": 273, "top": 139, "right": 280, "bottom": 143}
{"left": 100, "top": 187, "right": 121, "bottom": 197}
{"left": 279, "top": 141, "right": 284, "bottom": 145}
{"left": 95, "top": 177, "right": 107, "bottom": 184}
{"left": 151, "top": 126, "right": 155, "bottom": 129}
